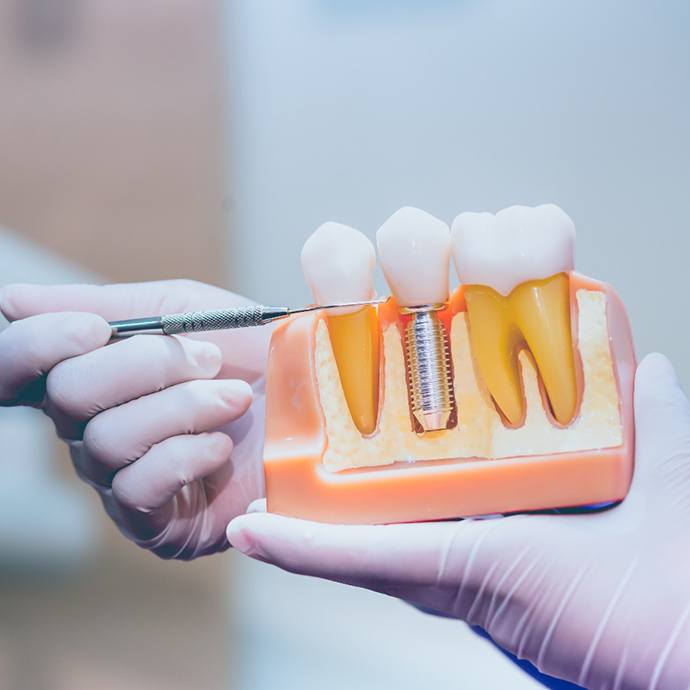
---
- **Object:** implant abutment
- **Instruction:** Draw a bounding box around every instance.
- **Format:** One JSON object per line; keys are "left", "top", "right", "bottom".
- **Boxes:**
{"left": 401, "top": 304, "right": 456, "bottom": 433}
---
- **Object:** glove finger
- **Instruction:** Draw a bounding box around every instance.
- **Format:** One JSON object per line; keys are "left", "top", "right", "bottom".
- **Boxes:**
{"left": 0, "top": 312, "right": 110, "bottom": 406}
{"left": 631, "top": 352, "right": 690, "bottom": 495}
{"left": 76, "top": 378, "right": 252, "bottom": 486}
{"left": 111, "top": 432, "right": 232, "bottom": 514}
{"left": 0, "top": 280, "right": 250, "bottom": 322}
{"left": 226, "top": 512, "right": 562, "bottom": 635}
{"left": 44, "top": 334, "right": 221, "bottom": 439}
{"left": 226, "top": 512, "right": 499, "bottom": 590}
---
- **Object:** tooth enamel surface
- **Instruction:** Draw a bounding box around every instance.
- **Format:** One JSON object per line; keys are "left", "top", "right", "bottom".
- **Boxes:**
{"left": 376, "top": 207, "right": 450, "bottom": 307}
{"left": 301, "top": 222, "right": 379, "bottom": 435}
{"left": 452, "top": 204, "right": 575, "bottom": 297}
{"left": 451, "top": 205, "right": 578, "bottom": 426}
{"left": 301, "top": 222, "right": 376, "bottom": 312}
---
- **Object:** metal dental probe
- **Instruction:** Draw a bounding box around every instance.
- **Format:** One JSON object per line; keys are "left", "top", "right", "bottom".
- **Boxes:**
{"left": 108, "top": 298, "right": 389, "bottom": 338}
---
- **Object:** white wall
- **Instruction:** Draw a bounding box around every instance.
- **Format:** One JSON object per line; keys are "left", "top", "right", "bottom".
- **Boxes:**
{"left": 224, "top": 2, "right": 690, "bottom": 688}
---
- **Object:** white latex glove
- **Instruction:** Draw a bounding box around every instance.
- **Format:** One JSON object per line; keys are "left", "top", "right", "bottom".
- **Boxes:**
{"left": 228, "top": 353, "right": 690, "bottom": 689}
{"left": 0, "top": 280, "right": 269, "bottom": 559}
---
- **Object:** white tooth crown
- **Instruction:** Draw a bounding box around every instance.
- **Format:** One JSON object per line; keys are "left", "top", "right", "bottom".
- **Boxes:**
{"left": 301, "top": 222, "right": 376, "bottom": 313}
{"left": 451, "top": 204, "right": 575, "bottom": 296}
{"left": 376, "top": 207, "right": 451, "bottom": 307}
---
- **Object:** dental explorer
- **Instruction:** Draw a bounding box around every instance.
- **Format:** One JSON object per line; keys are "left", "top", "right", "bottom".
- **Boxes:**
{"left": 108, "top": 298, "right": 388, "bottom": 338}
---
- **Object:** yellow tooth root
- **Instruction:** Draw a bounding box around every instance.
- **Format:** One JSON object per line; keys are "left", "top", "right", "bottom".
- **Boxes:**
{"left": 464, "top": 287, "right": 526, "bottom": 426}
{"left": 511, "top": 274, "right": 578, "bottom": 425}
{"left": 326, "top": 306, "right": 380, "bottom": 435}
{"left": 465, "top": 273, "right": 579, "bottom": 427}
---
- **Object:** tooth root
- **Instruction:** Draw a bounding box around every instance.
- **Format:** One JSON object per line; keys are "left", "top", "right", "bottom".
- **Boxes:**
{"left": 464, "top": 287, "right": 526, "bottom": 427}
{"left": 326, "top": 306, "right": 380, "bottom": 435}
{"left": 511, "top": 273, "right": 578, "bottom": 425}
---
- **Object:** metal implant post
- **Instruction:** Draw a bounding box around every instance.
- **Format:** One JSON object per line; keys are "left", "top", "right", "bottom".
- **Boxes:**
{"left": 402, "top": 305, "right": 455, "bottom": 432}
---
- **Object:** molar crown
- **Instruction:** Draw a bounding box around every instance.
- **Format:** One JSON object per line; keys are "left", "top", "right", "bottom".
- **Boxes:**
{"left": 451, "top": 204, "right": 575, "bottom": 296}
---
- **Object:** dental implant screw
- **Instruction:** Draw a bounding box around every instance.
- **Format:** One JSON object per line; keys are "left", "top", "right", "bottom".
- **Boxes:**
{"left": 402, "top": 305, "right": 455, "bottom": 432}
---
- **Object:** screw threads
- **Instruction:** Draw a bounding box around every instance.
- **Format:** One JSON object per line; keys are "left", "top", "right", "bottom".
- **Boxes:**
{"left": 403, "top": 308, "right": 454, "bottom": 432}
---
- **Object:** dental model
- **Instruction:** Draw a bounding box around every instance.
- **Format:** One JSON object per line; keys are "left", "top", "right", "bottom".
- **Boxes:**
{"left": 263, "top": 205, "right": 635, "bottom": 524}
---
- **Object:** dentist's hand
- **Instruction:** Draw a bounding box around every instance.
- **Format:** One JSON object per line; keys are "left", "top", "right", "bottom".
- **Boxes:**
{"left": 0, "top": 280, "right": 269, "bottom": 559}
{"left": 228, "top": 353, "right": 690, "bottom": 689}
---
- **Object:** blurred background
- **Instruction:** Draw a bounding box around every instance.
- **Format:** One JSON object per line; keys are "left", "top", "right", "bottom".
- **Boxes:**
{"left": 0, "top": 1, "right": 688, "bottom": 688}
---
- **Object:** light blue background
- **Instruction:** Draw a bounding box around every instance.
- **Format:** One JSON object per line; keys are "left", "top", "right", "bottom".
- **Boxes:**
{"left": 226, "top": 0, "right": 690, "bottom": 384}
{"left": 224, "top": 2, "right": 689, "bottom": 688}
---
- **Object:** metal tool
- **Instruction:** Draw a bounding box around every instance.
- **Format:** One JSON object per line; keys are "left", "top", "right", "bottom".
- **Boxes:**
{"left": 108, "top": 298, "right": 388, "bottom": 338}
{"left": 401, "top": 304, "right": 455, "bottom": 432}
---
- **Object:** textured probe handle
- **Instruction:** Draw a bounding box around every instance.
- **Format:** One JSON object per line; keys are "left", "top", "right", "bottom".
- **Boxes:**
{"left": 109, "top": 305, "right": 289, "bottom": 338}
{"left": 161, "top": 306, "right": 266, "bottom": 334}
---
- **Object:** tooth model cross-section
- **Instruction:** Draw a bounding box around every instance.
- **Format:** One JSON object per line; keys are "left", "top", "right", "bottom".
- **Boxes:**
{"left": 377, "top": 207, "right": 455, "bottom": 432}
{"left": 263, "top": 205, "right": 636, "bottom": 524}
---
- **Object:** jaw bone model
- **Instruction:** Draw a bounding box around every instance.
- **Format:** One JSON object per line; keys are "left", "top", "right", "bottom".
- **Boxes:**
{"left": 263, "top": 205, "right": 635, "bottom": 524}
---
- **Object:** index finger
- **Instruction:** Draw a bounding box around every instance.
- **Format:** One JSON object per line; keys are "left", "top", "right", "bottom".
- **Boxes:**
{"left": 0, "top": 311, "right": 111, "bottom": 406}
{"left": 0, "top": 280, "right": 242, "bottom": 323}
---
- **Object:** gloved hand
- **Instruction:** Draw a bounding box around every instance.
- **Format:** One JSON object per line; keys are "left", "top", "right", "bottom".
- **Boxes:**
{"left": 227, "top": 353, "right": 690, "bottom": 689}
{"left": 0, "top": 280, "right": 269, "bottom": 559}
